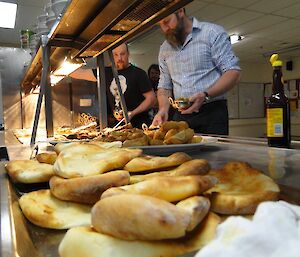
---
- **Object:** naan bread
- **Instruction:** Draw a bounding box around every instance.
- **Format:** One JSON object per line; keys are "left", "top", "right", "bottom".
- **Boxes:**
{"left": 92, "top": 194, "right": 212, "bottom": 241}
{"left": 36, "top": 152, "right": 57, "bottom": 165}
{"left": 204, "top": 162, "right": 280, "bottom": 215}
{"left": 19, "top": 189, "right": 91, "bottom": 229}
{"left": 50, "top": 170, "right": 130, "bottom": 204}
{"left": 59, "top": 212, "right": 220, "bottom": 257}
{"left": 124, "top": 152, "right": 192, "bottom": 172}
{"left": 130, "top": 159, "right": 210, "bottom": 184}
{"left": 5, "top": 160, "right": 54, "bottom": 183}
{"left": 102, "top": 175, "right": 218, "bottom": 203}
{"left": 53, "top": 146, "right": 142, "bottom": 178}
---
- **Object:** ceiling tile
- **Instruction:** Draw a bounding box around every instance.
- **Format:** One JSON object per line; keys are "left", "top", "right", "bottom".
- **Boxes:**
{"left": 213, "top": 0, "right": 261, "bottom": 9}
{"left": 229, "top": 15, "right": 288, "bottom": 35}
{"left": 215, "top": 10, "right": 263, "bottom": 30}
{"left": 273, "top": 3, "right": 300, "bottom": 18}
{"left": 246, "top": 0, "right": 300, "bottom": 14}
{"left": 185, "top": 0, "right": 210, "bottom": 16}
{"left": 192, "top": 3, "right": 238, "bottom": 22}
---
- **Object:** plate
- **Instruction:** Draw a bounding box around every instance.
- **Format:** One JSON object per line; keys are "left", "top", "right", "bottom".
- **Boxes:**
{"left": 130, "top": 136, "right": 218, "bottom": 155}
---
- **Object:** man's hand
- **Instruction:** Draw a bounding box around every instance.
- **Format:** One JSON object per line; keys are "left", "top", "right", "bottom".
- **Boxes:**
{"left": 180, "top": 92, "right": 206, "bottom": 114}
{"left": 152, "top": 110, "right": 168, "bottom": 126}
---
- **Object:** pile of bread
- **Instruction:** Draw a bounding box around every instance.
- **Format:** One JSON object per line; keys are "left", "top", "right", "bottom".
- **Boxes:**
{"left": 97, "top": 121, "right": 202, "bottom": 146}
{"left": 5, "top": 141, "right": 280, "bottom": 257}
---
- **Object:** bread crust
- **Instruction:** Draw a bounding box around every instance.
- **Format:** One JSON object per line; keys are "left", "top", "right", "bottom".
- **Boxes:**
{"left": 102, "top": 175, "right": 218, "bottom": 202}
{"left": 53, "top": 147, "right": 142, "bottom": 178}
{"left": 130, "top": 159, "right": 210, "bottom": 184}
{"left": 204, "top": 162, "right": 280, "bottom": 215}
{"left": 59, "top": 212, "right": 221, "bottom": 257}
{"left": 50, "top": 170, "right": 130, "bottom": 204}
{"left": 19, "top": 189, "right": 91, "bottom": 229}
{"left": 36, "top": 152, "right": 57, "bottom": 165}
{"left": 124, "top": 152, "right": 192, "bottom": 172}
{"left": 5, "top": 160, "right": 54, "bottom": 183}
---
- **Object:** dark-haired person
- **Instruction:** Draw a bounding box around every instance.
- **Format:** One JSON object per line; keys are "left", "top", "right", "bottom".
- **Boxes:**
{"left": 152, "top": 8, "right": 241, "bottom": 135}
{"left": 71, "top": 43, "right": 156, "bottom": 128}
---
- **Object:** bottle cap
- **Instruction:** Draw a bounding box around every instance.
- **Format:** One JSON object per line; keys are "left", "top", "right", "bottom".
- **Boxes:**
{"left": 270, "top": 54, "right": 283, "bottom": 67}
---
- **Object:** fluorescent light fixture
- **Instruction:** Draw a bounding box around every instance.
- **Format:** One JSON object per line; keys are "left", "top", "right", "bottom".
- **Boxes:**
{"left": 51, "top": 56, "right": 86, "bottom": 85}
{"left": 50, "top": 75, "right": 65, "bottom": 85}
{"left": 0, "top": 2, "right": 17, "bottom": 29}
{"left": 230, "top": 34, "right": 244, "bottom": 44}
{"left": 53, "top": 57, "right": 86, "bottom": 76}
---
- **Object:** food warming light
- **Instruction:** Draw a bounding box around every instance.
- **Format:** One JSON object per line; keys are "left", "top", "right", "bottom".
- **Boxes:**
{"left": 0, "top": 2, "right": 17, "bottom": 29}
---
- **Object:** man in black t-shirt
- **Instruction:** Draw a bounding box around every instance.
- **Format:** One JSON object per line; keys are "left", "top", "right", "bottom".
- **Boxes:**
{"left": 71, "top": 43, "right": 156, "bottom": 128}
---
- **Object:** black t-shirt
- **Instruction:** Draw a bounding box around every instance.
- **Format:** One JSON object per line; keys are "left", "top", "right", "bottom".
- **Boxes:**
{"left": 93, "top": 65, "right": 153, "bottom": 128}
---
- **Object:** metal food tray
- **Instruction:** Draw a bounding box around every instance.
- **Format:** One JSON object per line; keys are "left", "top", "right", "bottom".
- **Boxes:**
{"left": 2, "top": 140, "right": 300, "bottom": 257}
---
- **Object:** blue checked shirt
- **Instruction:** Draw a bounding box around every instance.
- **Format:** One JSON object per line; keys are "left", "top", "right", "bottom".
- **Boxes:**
{"left": 158, "top": 18, "right": 241, "bottom": 101}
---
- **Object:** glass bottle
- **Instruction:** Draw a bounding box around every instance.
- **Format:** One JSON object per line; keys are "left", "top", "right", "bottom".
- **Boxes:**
{"left": 266, "top": 54, "right": 291, "bottom": 148}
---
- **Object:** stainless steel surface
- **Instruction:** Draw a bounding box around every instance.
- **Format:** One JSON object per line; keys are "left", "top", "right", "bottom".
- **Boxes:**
{"left": 96, "top": 54, "right": 108, "bottom": 130}
{"left": 0, "top": 48, "right": 32, "bottom": 129}
{"left": 1, "top": 134, "right": 300, "bottom": 257}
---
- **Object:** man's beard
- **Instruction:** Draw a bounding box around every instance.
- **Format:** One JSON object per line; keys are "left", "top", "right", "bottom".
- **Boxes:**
{"left": 165, "top": 15, "right": 186, "bottom": 47}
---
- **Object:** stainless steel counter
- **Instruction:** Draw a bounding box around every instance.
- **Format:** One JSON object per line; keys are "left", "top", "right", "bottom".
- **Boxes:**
{"left": 1, "top": 135, "right": 300, "bottom": 257}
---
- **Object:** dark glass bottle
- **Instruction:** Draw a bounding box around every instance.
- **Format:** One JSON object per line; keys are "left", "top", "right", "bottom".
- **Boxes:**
{"left": 266, "top": 54, "right": 291, "bottom": 148}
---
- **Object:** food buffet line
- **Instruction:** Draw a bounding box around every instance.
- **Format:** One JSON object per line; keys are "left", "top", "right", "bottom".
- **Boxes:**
{"left": 1, "top": 128, "right": 300, "bottom": 257}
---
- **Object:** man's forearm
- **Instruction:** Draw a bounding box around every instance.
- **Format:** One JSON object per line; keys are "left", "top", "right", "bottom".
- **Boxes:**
{"left": 131, "top": 91, "right": 156, "bottom": 117}
{"left": 205, "top": 70, "right": 241, "bottom": 97}
{"left": 157, "top": 88, "right": 172, "bottom": 112}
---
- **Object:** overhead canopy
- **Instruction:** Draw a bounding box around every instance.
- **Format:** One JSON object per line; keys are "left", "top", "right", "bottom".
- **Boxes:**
{"left": 21, "top": 0, "right": 192, "bottom": 94}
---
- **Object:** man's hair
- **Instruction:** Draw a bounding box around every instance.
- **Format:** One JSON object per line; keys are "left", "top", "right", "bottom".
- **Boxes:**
{"left": 148, "top": 64, "right": 159, "bottom": 77}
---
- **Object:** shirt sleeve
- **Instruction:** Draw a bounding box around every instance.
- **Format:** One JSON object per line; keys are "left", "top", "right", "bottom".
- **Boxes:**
{"left": 210, "top": 26, "right": 241, "bottom": 73}
{"left": 157, "top": 45, "right": 173, "bottom": 90}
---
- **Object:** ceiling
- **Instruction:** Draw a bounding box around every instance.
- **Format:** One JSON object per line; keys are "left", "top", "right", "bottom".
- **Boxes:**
{"left": 0, "top": 0, "right": 48, "bottom": 47}
{"left": 1, "top": 0, "right": 300, "bottom": 63}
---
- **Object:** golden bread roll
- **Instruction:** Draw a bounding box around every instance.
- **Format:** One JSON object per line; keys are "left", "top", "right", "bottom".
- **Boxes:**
{"left": 204, "top": 162, "right": 280, "bottom": 215}
{"left": 53, "top": 147, "right": 142, "bottom": 178}
{"left": 163, "top": 128, "right": 195, "bottom": 145}
{"left": 59, "top": 212, "right": 220, "bottom": 257}
{"left": 102, "top": 175, "right": 218, "bottom": 202}
{"left": 54, "top": 142, "right": 97, "bottom": 154}
{"left": 122, "top": 134, "right": 149, "bottom": 147}
{"left": 19, "top": 189, "right": 91, "bottom": 229}
{"left": 130, "top": 159, "right": 210, "bottom": 184}
{"left": 36, "top": 152, "right": 57, "bottom": 165}
{"left": 49, "top": 170, "right": 130, "bottom": 204}
{"left": 124, "top": 152, "right": 192, "bottom": 172}
{"left": 176, "top": 196, "right": 210, "bottom": 231}
{"left": 160, "top": 121, "right": 189, "bottom": 131}
{"left": 92, "top": 194, "right": 212, "bottom": 241}
{"left": 5, "top": 160, "right": 54, "bottom": 183}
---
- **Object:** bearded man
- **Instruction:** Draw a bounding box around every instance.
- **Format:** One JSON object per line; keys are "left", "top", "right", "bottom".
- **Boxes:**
{"left": 152, "top": 8, "right": 241, "bottom": 135}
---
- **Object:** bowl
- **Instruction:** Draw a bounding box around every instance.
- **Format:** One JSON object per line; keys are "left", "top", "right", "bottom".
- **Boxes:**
{"left": 169, "top": 97, "right": 191, "bottom": 110}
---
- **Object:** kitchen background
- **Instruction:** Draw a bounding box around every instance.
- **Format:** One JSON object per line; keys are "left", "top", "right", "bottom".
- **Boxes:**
{"left": 0, "top": 0, "right": 300, "bottom": 138}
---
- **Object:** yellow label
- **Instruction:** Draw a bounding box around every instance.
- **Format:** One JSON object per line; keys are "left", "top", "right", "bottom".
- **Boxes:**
{"left": 267, "top": 108, "right": 283, "bottom": 137}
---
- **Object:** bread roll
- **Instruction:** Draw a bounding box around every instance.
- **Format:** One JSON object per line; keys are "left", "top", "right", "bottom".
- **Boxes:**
{"left": 163, "top": 128, "right": 194, "bottom": 145}
{"left": 54, "top": 147, "right": 142, "bottom": 178}
{"left": 205, "top": 162, "right": 280, "bottom": 215}
{"left": 5, "top": 160, "right": 54, "bottom": 183}
{"left": 130, "top": 159, "right": 210, "bottom": 184}
{"left": 19, "top": 189, "right": 91, "bottom": 229}
{"left": 92, "top": 194, "right": 192, "bottom": 240}
{"left": 102, "top": 175, "right": 218, "bottom": 202}
{"left": 36, "top": 152, "right": 57, "bottom": 165}
{"left": 59, "top": 212, "right": 220, "bottom": 257}
{"left": 124, "top": 152, "right": 192, "bottom": 172}
{"left": 176, "top": 196, "right": 210, "bottom": 231}
{"left": 50, "top": 170, "right": 130, "bottom": 204}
